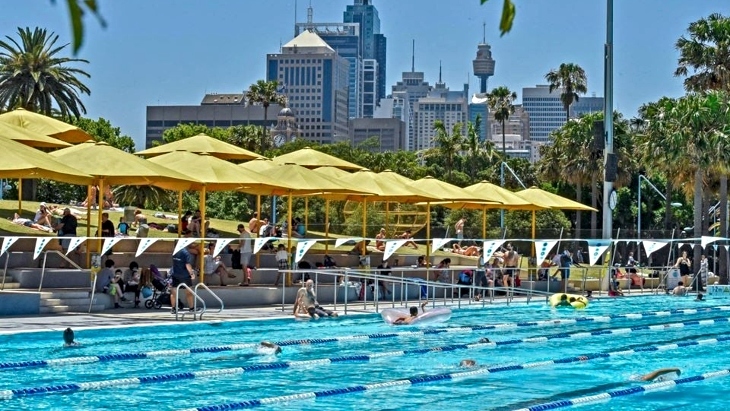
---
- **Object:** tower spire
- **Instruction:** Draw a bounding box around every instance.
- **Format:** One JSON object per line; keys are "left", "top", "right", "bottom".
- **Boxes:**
{"left": 439, "top": 60, "right": 442, "bottom": 83}
{"left": 483, "top": 21, "right": 486, "bottom": 44}
{"left": 307, "top": 0, "right": 313, "bottom": 25}
{"left": 411, "top": 39, "right": 415, "bottom": 72}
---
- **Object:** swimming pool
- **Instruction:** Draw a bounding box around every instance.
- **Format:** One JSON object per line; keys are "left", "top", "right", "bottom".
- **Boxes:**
{"left": 1, "top": 295, "right": 729, "bottom": 410}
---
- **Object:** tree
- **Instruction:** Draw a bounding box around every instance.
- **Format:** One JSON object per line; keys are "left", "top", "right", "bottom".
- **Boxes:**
{"left": 433, "top": 120, "right": 464, "bottom": 180}
{"left": 70, "top": 117, "right": 135, "bottom": 152}
{"left": 0, "top": 27, "right": 90, "bottom": 118}
{"left": 675, "top": 13, "right": 730, "bottom": 284}
{"left": 245, "top": 80, "right": 287, "bottom": 126}
{"left": 465, "top": 116, "right": 482, "bottom": 182}
{"left": 487, "top": 86, "right": 517, "bottom": 157}
{"left": 545, "top": 63, "right": 588, "bottom": 122}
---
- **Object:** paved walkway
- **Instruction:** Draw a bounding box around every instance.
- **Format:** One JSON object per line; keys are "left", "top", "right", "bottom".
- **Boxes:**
{"left": 0, "top": 291, "right": 659, "bottom": 335}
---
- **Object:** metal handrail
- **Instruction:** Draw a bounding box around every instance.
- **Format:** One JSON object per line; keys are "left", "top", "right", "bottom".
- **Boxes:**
{"left": 39, "top": 250, "right": 83, "bottom": 292}
{"left": 88, "top": 271, "right": 98, "bottom": 313}
{"left": 193, "top": 283, "right": 224, "bottom": 319}
{"left": 174, "top": 282, "right": 207, "bottom": 321}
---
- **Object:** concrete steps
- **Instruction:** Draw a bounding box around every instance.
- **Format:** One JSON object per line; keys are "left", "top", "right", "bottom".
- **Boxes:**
{"left": 38, "top": 289, "right": 104, "bottom": 314}
{"left": 0, "top": 282, "right": 20, "bottom": 290}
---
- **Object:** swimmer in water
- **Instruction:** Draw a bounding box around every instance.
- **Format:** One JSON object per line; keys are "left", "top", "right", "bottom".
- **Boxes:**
{"left": 477, "top": 337, "right": 491, "bottom": 344}
{"left": 393, "top": 301, "right": 429, "bottom": 325}
{"left": 63, "top": 328, "right": 79, "bottom": 347}
{"left": 258, "top": 341, "right": 282, "bottom": 355}
{"left": 640, "top": 368, "right": 681, "bottom": 382}
{"left": 696, "top": 293, "right": 704, "bottom": 301}
{"left": 459, "top": 359, "right": 477, "bottom": 368}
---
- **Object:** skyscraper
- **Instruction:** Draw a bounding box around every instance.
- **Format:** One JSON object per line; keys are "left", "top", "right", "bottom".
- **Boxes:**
{"left": 391, "top": 70, "right": 432, "bottom": 150}
{"left": 267, "top": 31, "right": 350, "bottom": 144}
{"left": 521, "top": 85, "right": 567, "bottom": 144}
{"left": 344, "top": 0, "right": 387, "bottom": 105}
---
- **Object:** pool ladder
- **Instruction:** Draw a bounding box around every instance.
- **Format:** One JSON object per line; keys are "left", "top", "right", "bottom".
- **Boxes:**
{"left": 174, "top": 283, "right": 224, "bottom": 321}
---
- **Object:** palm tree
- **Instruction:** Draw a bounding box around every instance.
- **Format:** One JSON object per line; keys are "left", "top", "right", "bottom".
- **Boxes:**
{"left": 487, "top": 86, "right": 517, "bottom": 157}
{"left": 465, "top": 115, "right": 482, "bottom": 182}
{"left": 545, "top": 63, "right": 588, "bottom": 122}
{"left": 433, "top": 120, "right": 464, "bottom": 179}
{"left": 675, "top": 13, "right": 730, "bottom": 284}
{"left": 0, "top": 27, "right": 90, "bottom": 118}
{"left": 244, "top": 80, "right": 287, "bottom": 126}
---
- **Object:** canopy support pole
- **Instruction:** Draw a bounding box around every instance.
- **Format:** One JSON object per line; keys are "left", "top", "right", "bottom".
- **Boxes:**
{"left": 177, "top": 191, "right": 183, "bottom": 238}
{"left": 385, "top": 201, "right": 390, "bottom": 237}
{"left": 532, "top": 209, "right": 537, "bottom": 258}
{"left": 482, "top": 206, "right": 487, "bottom": 240}
{"left": 256, "top": 194, "right": 261, "bottom": 268}
{"left": 287, "top": 193, "right": 293, "bottom": 286}
{"left": 361, "top": 199, "right": 367, "bottom": 256}
{"left": 86, "top": 184, "right": 92, "bottom": 269}
{"left": 304, "top": 197, "right": 309, "bottom": 232}
{"left": 97, "top": 180, "right": 105, "bottom": 257}
{"left": 324, "top": 199, "right": 330, "bottom": 254}
{"left": 425, "top": 202, "right": 431, "bottom": 266}
{"left": 199, "top": 186, "right": 207, "bottom": 283}
{"left": 17, "top": 179, "right": 22, "bottom": 214}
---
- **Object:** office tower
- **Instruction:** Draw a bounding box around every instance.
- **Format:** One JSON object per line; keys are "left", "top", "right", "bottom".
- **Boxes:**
{"left": 296, "top": 21, "right": 362, "bottom": 119}
{"left": 412, "top": 73, "right": 469, "bottom": 151}
{"left": 521, "top": 85, "right": 568, "bottom": 144}
{"left": 391, "top": 70, "right": 432, "bottom": 151}
{"left": 267, "top": 30, "right": 350, "bottom": 144}
{"left": 572, "top": 95, "right": 605, "bottom": 117}
{"left": 344, "top": 0, "right": 387, "bottom": 104}
{"left": 362, "top": 59, "right": 378, "bottom": 117}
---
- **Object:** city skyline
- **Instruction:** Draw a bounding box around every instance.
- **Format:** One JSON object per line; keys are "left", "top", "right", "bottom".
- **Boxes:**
{"left": 0, "top": 0, "right": 725, "bottom": 149}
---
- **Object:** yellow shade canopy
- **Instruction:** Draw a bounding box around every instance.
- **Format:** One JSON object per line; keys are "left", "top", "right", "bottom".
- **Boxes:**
{"left": 0, "top": 121, "right": 71, "bottom": 148}
{"left": 272, "top": 147, "right": 365, "bottom": 170}
{"left": 50, "top": 141, "right": 200, "bottom": 190}
{"left": 239, "top": 162, "right": 370, "bottom": 197}
{"left": 147, "top": 151, "right": 284, "bottom": 191}
{"left": 0, "top": 108, "right": 91, "bottom": 143}
{"left": 515, "top": 186, "right": 597, "bottom": 211}
{"left": 341, "top": 169, "right": 443, "bottom": 202}
{"left": 313, "top": 166, "right": 353, "bottom": 180}
{"left": 438, "top": 181, "right": 544, "bottom": 210}
{"left": 0, "top": 138, "right": 92, "bottom": 185}
{"left": 407, "top": 176, "right": 498, "bottom": 203}
{"left": 136, "top": 133, "right": 263, "bottom": 161}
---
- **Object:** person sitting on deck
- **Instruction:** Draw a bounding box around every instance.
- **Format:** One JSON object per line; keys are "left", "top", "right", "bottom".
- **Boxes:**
{"left": 399, "top": 229, "right": 419, "bottom": 250}
{"left": 293, "top": 279, "right": 338, "bottom": 319}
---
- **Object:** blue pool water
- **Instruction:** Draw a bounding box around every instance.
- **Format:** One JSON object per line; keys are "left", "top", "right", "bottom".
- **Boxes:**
{"left": 1, "top": 296, "right": 730, "bottom": 410}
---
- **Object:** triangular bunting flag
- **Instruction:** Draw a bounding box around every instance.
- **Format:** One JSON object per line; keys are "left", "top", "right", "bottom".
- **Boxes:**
{"left": 213, "top": 239, "right": 234, "bottom": 258}
{"left": 136, "top": 238, "right": 159, "bottom": 257}
{"left": 482, "top": 239, "right": 506, "bottom": 260}
{"left": 587, "top": 240, "right": 612, "bottom": 266}
{"left": 173, "top": 238, "right": 198, "bottom": 255}
{"left": 33, "top": 237, "right": 52, "bottom": 260}
{"left": 725, "top": 245, "right": 730, "bottom": 252}
{"left": 701, "top": 236, "right": 725, "bottom": 248}
{"left": 431, "top": 238, "right": 453, "bottom": 254}
{"left": 535, "top": 240, "right": 559, "bottom": 264}
{"left": 101, "top": 238, "right": 123, "bottom": 256}
{"left": 66, "top": 237, "right": 86, "bottom": 254}
{"left": 384, "top": 240, "right": 407, "bottom": 261}
{"left": 713, "top": 244, "right": 719, "bottom": 251}
{"left": 0, "top": 237, "right": 19, "bottom": 257}
{"left": 336, "top": 237, "right": 359, "bottom": 248}
{"left": 678, "top": 243, "right": 686, "bottom": 251}
{"left": 294, "top": 240, "right": 317, "bottom": 263}
{"left": 254, "top": 237, "right": 274, "bottom": 254}
{"left": 642, "top": 240, "right": 668, "bottom": 257}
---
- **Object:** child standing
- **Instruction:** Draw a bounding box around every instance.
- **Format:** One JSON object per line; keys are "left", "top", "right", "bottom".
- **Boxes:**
{"left": 274, "top": 244, "right": 289, "bottom": 286}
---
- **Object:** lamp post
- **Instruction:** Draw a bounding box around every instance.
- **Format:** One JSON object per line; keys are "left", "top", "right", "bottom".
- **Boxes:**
{"left": 601, "top": 0, "right": 614, "bottom": 240}
{"left": 638, "top": 175, "right": 682, "bottom": 262}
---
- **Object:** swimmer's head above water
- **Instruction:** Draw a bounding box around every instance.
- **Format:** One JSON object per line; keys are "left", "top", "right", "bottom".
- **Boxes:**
{"left": 63, "top": 328, "right": 75, "bottom": 346}
{"left": 259, "top": 341, "right": 282, "bottom": 355}
{"left": 459, "top": 359, "right": 477, "bottom": 368}
{"left": 478, "top": 337, "right": 491, "bottom": 344}
{"left": 409, "top": 306, "right": 419, "bottom": 317}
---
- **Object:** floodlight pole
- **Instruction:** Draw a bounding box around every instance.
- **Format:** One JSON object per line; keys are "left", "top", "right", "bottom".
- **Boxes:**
{"left": 500, "top": 161, "right": 527, "bottom": 229}
{"left": 601, "top": 0, "right": 614, "bottom": 240}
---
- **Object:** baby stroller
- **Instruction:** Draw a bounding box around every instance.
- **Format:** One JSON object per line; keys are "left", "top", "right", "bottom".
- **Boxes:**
{"left": 144, "top": 265, "right": 184, "bottom": 309}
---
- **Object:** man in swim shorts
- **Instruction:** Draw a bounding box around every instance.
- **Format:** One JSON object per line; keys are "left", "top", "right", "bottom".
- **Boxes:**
{"left": 293, "top": 279, "right": 338, "bottom": 319}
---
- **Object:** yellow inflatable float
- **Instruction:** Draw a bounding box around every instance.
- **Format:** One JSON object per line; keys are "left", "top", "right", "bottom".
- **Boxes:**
{"left": 549, "top": 293, "right": 589, "bottom": 309}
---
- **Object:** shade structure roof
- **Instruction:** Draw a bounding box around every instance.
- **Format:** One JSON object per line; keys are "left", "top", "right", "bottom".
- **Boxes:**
{"left": 340, "top": 169, "right": 443, "bottom": 202}
{"left": 136, "top": 133, "right": 263, "bottom": 161}
{"left": 313, "top": 166, "right": 353, "bottom": 180}
{"left": 0, "top": 108, "right": 92, "bottom": 143}
{"left": 146, "top": 151, "right": 284, "bottom": 191}
{"left": 0, "top": 138, "right": 92, "bottom": 185}
{"left": 438, "top": 181, "right": 544, "bottom": 210}
{"left": 407, "top": 176, "right": 498, "bottom": 203}
{"left": 515, "top": 186, "right": 597, "bottom": 211}
{"left": 272, "top": 147, "right": 364, "bottom": 170}
{"left": 238, "top": 162, "right": 371, "bottom": 197}
{"left": 0, "top": 121, "right": 71, "bottom": 148}
{"left": 49, "top": 141, "right": 201, "bottom": 190}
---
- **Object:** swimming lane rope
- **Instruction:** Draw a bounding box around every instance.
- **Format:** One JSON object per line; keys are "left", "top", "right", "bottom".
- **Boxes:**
{"left": 174, "top": 334, "right": 730, "bottom": 411}
{"left": 512, "top": 368, "right": 730, "bottom": 411}
{"left": 2, "top": 305, "right": 728, "bottom": 371}
{"left": 2, "top": 322, "right": 730, "bottom": 403}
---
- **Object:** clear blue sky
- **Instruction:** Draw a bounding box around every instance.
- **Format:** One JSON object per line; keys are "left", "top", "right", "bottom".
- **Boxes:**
{"left": 1, "top": 0, "right": 726, "bottom": 149}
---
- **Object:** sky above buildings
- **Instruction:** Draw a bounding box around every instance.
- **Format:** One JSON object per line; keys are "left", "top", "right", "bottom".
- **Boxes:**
{"left": 1, "top": 0, "right": 726, "bottom": 149}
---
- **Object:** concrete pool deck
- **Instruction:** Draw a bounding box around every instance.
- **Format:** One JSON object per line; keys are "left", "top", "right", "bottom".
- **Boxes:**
{"left": 0, "top": 291, "right": 662, "bottom": 335}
